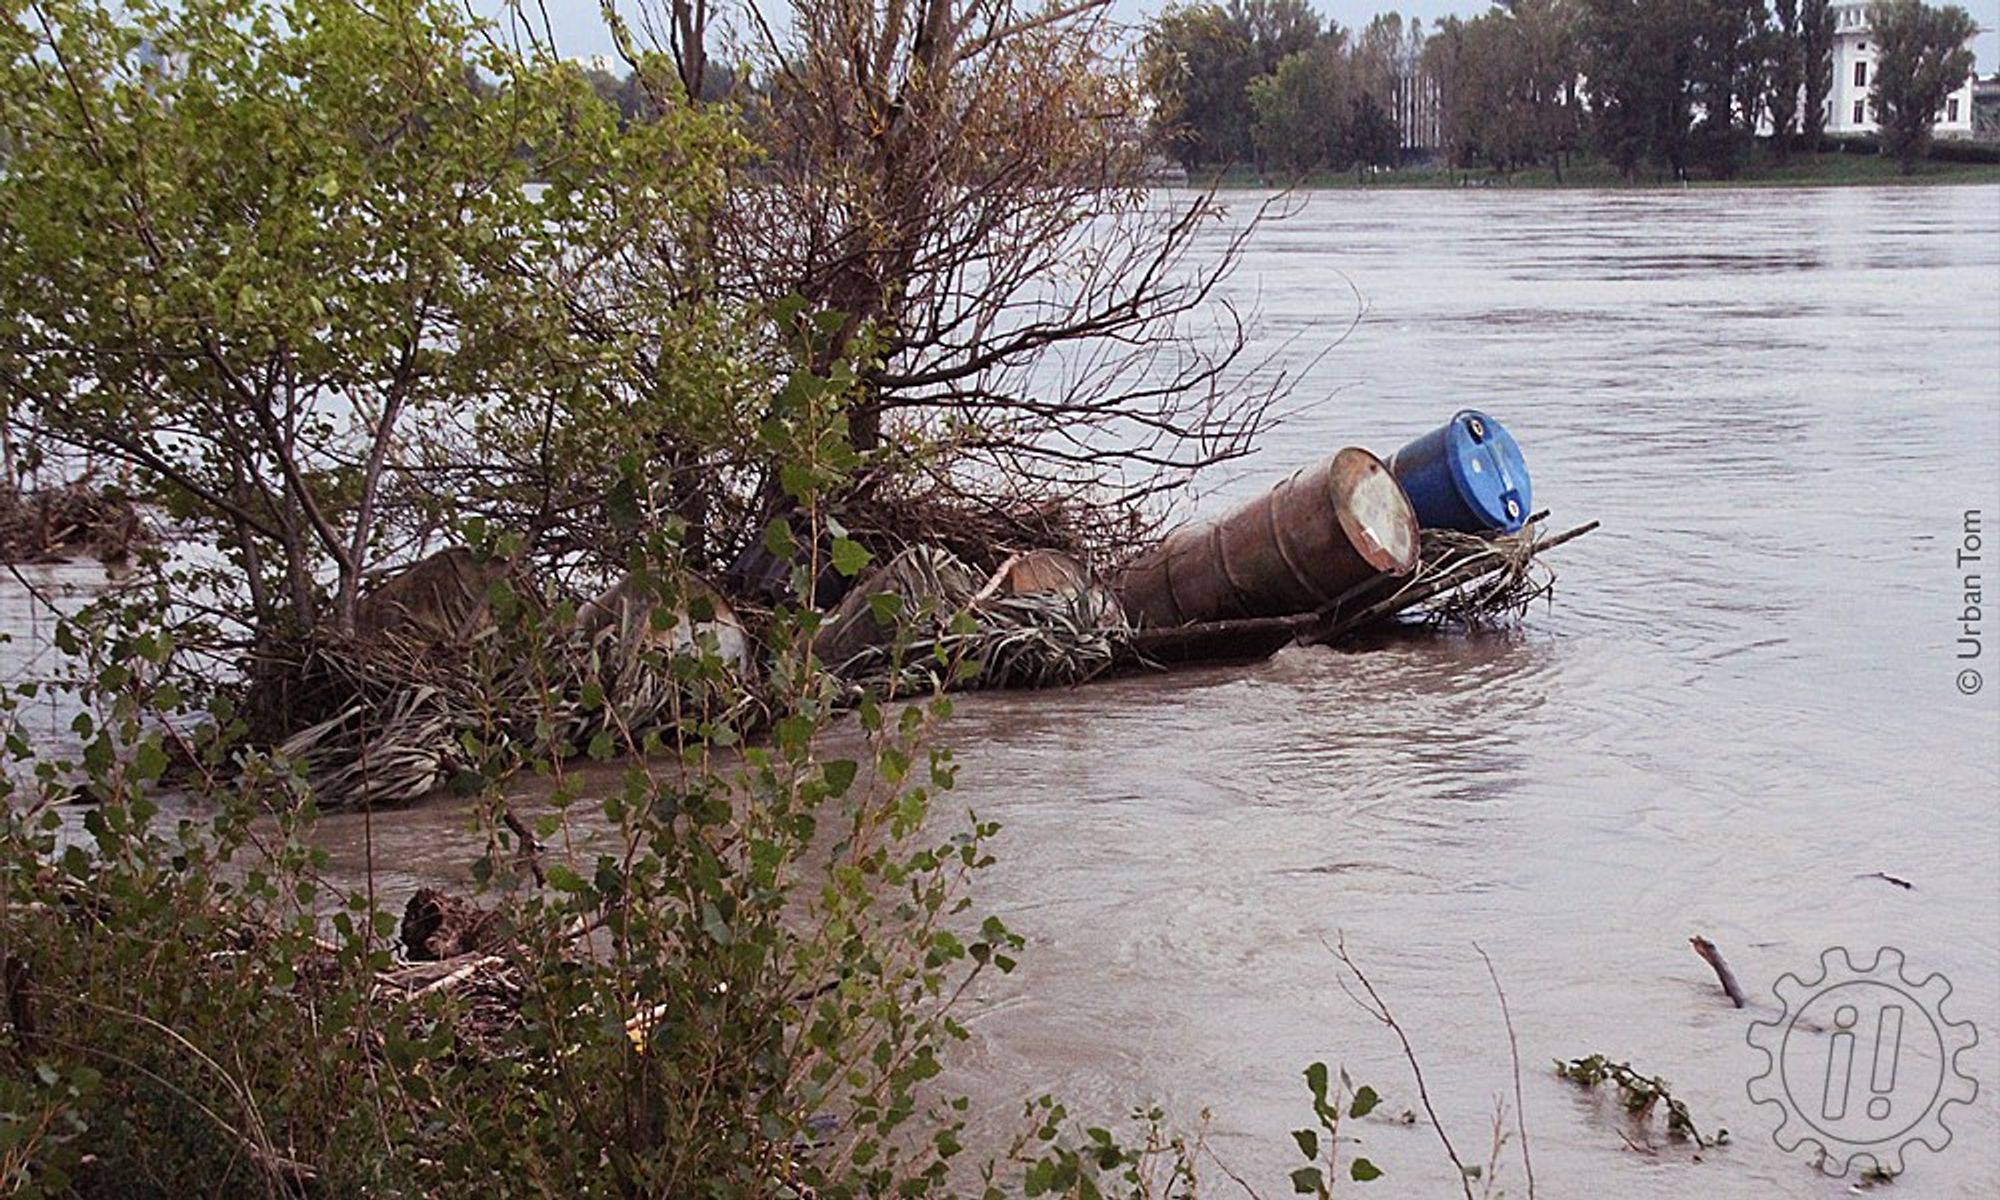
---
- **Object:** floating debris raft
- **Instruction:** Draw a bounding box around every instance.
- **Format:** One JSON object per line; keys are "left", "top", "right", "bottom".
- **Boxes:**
{"left": 1108, "top": 409, "right": 1585, "bottom": 664}
{"left": 237, "top": 411, "right": 1593, "bottom": 808}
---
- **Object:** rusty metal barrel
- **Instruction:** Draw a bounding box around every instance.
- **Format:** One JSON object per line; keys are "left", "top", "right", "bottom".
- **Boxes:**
{"left": 1115, "top": 448, "right": 1420, "bottom": 628}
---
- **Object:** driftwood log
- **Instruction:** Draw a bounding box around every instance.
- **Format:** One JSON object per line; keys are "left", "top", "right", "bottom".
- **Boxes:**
{"left": 1689, "top": 935, "right": 1747, "bottom": 1008}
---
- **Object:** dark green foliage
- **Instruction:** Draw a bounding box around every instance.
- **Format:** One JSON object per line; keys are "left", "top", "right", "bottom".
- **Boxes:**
{"left": 1245, "top": 30, "right": 1414, "bottom": 178}
{"left": 1869, "top": 0, "right": 1979, "bottom": 171}
{"left": 0, "top": 4, "right": 1026, "bottom": 1192}
{"left": 1924, "top": 137, "right": 2000, "bottom": 163}
{"left": 1151, "top": 0, "right": 1989, "bottom": 186}
{"left": 0, "top": 372, "right": 1045, "bottom": 1195}
{"left": 1687, "top": 0, "right": 1774, "bottom": 179}
{"left": 1248, "top": 40, "right": 1351, "bottom": 173}
{"left": 1800, "top": 0, "right": 1837, "bottom": 146}
{"left": 1422, "top": 2, "right": 1582, "bottom": 177}
{"left": 0, "top": 0, "right": 751, "bottom": 642}
{"left": 1578, "top": 0, "right": 1685, "bottom": 176}
{"left": 1347, "top": 91, "right": 1401, "bottom": 171}
{"left": 1576, "top": 0, "right": 1779, "bottom": 180}
{"left": 1144, "top": 0, "right": 1324, "bottom": 168}
{"left": 1285, "top": 1062, "right": 1388, "bottom": 1197}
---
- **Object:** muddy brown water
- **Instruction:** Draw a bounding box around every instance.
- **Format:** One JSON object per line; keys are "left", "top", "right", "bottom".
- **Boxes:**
{"left": 6, "top": 185, "right": 1998, "bottom": 1197}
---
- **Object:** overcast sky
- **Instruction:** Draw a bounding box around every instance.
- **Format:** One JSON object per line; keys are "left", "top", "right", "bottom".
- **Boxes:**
{"left": 482, "top": 1, "right": 1995, "bottom": 75}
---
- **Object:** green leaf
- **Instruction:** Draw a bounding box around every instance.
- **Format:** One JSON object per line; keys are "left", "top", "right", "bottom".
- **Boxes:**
{"left": 779, "top": 463, "right": 816, "bottom": 502}
{"left": 1350, "top": 1157, "right": 1383, "bottom": 1182}
{"left": 1349, "top": 1085, "right": 1380, "bottom": 1118}
{"left": 867, "top": 591, "right": 902, "bottom": 627}
{"left": 1289, "top": 1166, "right": 1325, "bottom": 1195}
{"left": 1305, "top": 1061, "right": 1329, "bottom": 1104}
{"left": 1291, "top": 1128, "right": 1319, "bottom": 1160}
{"left": 762, "top": 518, "right": 795, "bottom": 559}
{"left": 830, "top": 536, "right": 870, "bottom": 578}
{"left": 132, "top": 739, "right": 168, "bottom": 781}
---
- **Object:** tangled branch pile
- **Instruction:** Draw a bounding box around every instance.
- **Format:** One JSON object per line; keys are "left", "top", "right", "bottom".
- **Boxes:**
{"left": 1314, "top": 517, "right": 1597, "bottom": 641}
{"left": 233, "top": 510, "right": 1593, "bottom": 810}
{"left": 247, "top": 552, "right": 760, "bottom": 809}
{"left": 819, "top": 547, "right": 1128, "bottom": 696}
{"left": 0, "top": 482, "right": 147, "bottom": 566}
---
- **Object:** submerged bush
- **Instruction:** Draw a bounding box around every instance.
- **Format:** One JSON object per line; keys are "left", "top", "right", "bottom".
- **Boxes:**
{"left": 0, "top": 439, "right": 1027, "bottom": 1197}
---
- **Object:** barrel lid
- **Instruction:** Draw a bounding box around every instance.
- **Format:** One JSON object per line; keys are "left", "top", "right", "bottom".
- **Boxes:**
{"left": 1330, "top": 447, "right": 1420, "bottom": 576}
{"left": 1442, "top": 410, "right": 1531, "bottom": 534}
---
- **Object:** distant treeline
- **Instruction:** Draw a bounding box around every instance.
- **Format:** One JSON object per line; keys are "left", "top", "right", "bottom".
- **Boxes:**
{"left": 1142, "top": 0, "right": 1981, "bottom": 178}
{"left": 464, "top": 58, "right": 738, "bottom": 123}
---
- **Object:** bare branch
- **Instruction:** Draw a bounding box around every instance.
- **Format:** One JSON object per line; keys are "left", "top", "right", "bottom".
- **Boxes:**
{"left": 1326, "top": 933, "right": 1478, "bottom": 1200}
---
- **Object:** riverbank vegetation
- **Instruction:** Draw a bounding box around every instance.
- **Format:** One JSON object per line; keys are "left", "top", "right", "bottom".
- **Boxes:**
{"left": 1207, "top": 145, "right": 2000, "bottom": 187}
{"left": 1142, "top": 0, "right": 1989, "bottom": 182}
{"left": 0, "top": 1, "right": 1335, "bottom": 1195}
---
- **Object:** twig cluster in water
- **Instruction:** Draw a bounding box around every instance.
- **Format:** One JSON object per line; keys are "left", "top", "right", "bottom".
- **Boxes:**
{"left": 1555, "top": 1053, "right": 1730, "bottom": 1150}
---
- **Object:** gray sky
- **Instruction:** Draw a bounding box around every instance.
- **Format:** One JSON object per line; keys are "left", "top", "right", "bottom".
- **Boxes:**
{"left": 485, "top": 2, "right": 1994, "bottom": 77}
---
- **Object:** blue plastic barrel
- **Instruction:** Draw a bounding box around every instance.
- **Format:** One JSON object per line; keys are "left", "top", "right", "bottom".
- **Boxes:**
{"left": 1386, "top": 410, "right": 1532, "bottom": 534}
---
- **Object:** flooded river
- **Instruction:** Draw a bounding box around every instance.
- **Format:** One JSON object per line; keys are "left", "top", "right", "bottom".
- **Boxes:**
{"left": 9, "top": 185, "right": 1999, "bottom": 1196}
{"left": 915, "top": 185, "right": 2000, "bottom": 1198}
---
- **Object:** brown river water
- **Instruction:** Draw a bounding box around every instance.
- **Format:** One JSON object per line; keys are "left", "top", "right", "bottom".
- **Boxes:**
{"left": 6, "top": 185, "right": 1998, "bottom": 1196}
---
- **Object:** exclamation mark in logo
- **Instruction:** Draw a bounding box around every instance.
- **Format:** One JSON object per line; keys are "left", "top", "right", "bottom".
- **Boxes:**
{"left": 1868, "top": 1004, "right": 1904, "bottom": 1122}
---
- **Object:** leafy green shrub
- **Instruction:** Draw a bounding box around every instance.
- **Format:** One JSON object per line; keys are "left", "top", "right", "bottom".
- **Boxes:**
{"left": 0, "top": 0, "right": 752, "bottom": 647}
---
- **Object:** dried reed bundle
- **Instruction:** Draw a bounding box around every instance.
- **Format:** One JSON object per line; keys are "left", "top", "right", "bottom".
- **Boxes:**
{"left": 828, "top": 546, "right": 1128, "bottom": 695}
{"left": 836, "top": 584, "right": 1128, "bottom": 696}
{"left": 271, "top": 598, "right": 759, "bottom": 810}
